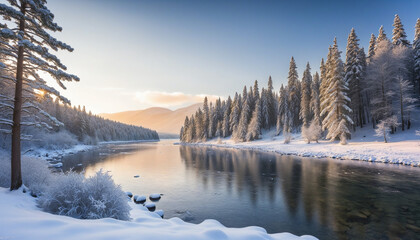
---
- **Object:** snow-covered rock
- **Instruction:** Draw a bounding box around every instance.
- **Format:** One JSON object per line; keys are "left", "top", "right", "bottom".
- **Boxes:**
{"left": 133, "top": 195, "right": 146, "bottom": 204}
{"left": 149, "top": 193, "right": 161, "bottom": 201}
{"left": 126, "top": 192, "right": 133, "bottom": 198}
{"left": 144, "top": 202, "right": 156, "bottom": 211}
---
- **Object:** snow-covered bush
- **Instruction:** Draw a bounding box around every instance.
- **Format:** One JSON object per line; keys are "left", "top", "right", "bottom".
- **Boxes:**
{"left": 301, "top": 121, "right": 322, "bottom": 144}
{"left": 283, "top": 133, "right": 291, "bottom": 144}
{"left": 339, "top": 133, "right": 348, "bottom": 145}
{"left": 374, "top": 116, "right": 400, "bottom": 143}
{"left": 27, "top": 130, "right": 79, "bottom": 150}
{"left": 0, "top": 155, "right": 51, "bottom": 196}
{"left": 38, "top": 170, "right": 130, "bottom": 220}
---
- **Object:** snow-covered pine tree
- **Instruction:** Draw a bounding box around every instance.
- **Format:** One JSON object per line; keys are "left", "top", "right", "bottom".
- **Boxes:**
{"left": 300, "top": 62, "right": 312, "bottom": 127}
{"left": 261, "top": 88, "right": 269, "bottom": 129}
{"left": 229, "top": 93, "right": 241, "bottom": 133}
{"left": 267, "top": 76, "right": 276, "bottom": 127}
{"left": 222, "top": 96, "right": 232, "bottom": 137}
{"left": 319, "top": 58, "right": 327, "bottom": 119}
{"left": 392, "top": 14, "right": 410, "bottom": 47}
{"left": 367, "top": 33, "right": 376, "bottom": 62}
{"left": 277, "top": 84, "right": 287, "bottom": 135}
{"left": 376, "top": 26, "right": 388, "bottom": 48}
{"left": 215, "top": 98, "right": 223, "bottom": 130}
{"left": 180, "top": 117, "right": 189, "bottom": 142}
{"left": 358, "top": 48, "right": 369, "bottom": 125}
{"left": 208, "top": 103, "right": 214, "bottom": 139}
{"left": 215, "top": 121, "right": 222, "bottom": 138}
{"left": 345, "top": 28, "right": 365, "bottom": 130}
{"left": 282, "top": 87, "right": 292, "bottom": 143}
{"left": 253, "top": 80, "right": 260, "bottom": 101}
{"left": 321, "top": 38, "right": 353, "bottom": 144}
{"left": 287, "top": 57, "right": 301, "bottom": 131}
{"left": 320, "top": 47, "right": 333, "bottom": 123}
{"left": 202, "top": 97, "right": 209, "bottom": 140}
{"left": 413, "top": 19, "right": 420, "bottom": 94}
{"left": 195, "top": 108, "right": 204, "bottom": 141}
{"left": 187, "top": 117, "right": 196, "bottom": 142}
{"left": 242, "top": 86, "right": 248, "bottom": 103}
{"left": 0, "top": 0, "right": 79, "bottom": 190}
{"left": 247, "top": 98, "right": 262, "bottom": 141}
{"left": 233, "top": 93, "right": 251, "bottom": 142}
{"left": 310, "top": 72, "right": 321, "bottom": 127}
{"left": 248, "top": 86, "right": 255, "bottom": 112}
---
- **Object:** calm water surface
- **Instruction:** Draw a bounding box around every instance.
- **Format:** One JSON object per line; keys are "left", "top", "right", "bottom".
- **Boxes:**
{"left": 62, "top": 140, "right": 420, "bottom": 240}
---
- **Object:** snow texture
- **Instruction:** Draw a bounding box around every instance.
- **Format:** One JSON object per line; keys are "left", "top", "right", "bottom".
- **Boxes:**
{"left": 184, "top": 126, "right": 420, "bottom": 167}
{"left": 0, "top": 188, "right": 317, "bottom": 240}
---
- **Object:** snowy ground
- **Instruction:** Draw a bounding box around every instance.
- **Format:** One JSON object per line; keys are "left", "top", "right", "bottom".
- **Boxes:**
{"left": 0, "top": 187, "right": 317, "bottom": 240}
{"left": 186, "top": 126, "right": 420, "bottom": 167}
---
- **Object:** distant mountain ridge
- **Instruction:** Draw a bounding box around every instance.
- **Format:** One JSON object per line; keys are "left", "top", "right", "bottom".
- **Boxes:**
{"left": 99, "top": 103, "right": 202, "bottom": 135}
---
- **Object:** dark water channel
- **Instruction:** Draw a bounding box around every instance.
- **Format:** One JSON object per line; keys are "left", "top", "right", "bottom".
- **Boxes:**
{"left": 61, "top": 140, "right": 420, "bottom": 240}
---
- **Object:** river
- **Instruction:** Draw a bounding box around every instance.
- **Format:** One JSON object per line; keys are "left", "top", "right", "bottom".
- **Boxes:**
{"left": 61, "top": 140, "right": 420, "bottom": 240}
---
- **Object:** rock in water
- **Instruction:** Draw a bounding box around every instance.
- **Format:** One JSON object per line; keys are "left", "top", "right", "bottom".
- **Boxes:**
{"left": 144, "top": 202, "right": 156, "bottom": 211}
{"left": 133, "top": 195, "right": 146, "bottom": 204}
{"left": 149, "top": 193, "right": 161, "bottom": 201}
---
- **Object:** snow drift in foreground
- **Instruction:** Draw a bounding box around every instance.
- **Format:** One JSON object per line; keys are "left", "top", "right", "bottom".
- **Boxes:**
{"left": 186, "top": 126, "right": 420, "bottom": 166}
{"left": 0, "top": 188, "right": 317, "bottom": 240}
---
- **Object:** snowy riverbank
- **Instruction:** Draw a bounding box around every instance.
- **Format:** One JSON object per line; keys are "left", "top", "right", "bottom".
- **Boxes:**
{"left": 0, "top": 187, "right": 317, "bottom": 240}
{"left": 184, "top": 126, "right": 420, "bottom": 167}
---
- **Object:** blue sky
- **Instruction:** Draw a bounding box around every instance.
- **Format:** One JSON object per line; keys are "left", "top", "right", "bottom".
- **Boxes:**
{"left": 45, "top": 0, "right": 420, "bottom": 113}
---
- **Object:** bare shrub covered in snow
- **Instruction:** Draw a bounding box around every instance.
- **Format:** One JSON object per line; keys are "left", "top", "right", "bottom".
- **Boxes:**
{"left": 283, "top": 133, "right": 291, "bottom": 144}
{"left": 1, "top": 155, "right": 130, "bottom": 220}
{"left": 0, "top": 155, "right": 52, "bottom": 196}
{"left": 375, "top": 116, "right": 400, "bottom": 143}
{"left": 38, "top": 170, "right": 130, "bottom": 220}
{"left": 301, "top": 121, "right": 322, "bottom": 144}
{"left": 28, "top": 130, "right": 79, "bottom": 150}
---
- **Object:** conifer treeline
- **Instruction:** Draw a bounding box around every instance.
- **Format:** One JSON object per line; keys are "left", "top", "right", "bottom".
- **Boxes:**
{"left": 41, "top": 97, "right": 159, "bottom": 143}
{"left": 181, "top": 15, "right": 420, "bottom": 144}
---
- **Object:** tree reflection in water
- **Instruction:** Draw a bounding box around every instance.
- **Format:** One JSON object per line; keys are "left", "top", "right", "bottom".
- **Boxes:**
{"left": 180, "top": 145, "right": 420, "bottom": 240}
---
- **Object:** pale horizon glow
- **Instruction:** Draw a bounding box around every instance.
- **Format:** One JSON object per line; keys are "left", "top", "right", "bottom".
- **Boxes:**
{"left": 33, "top": 0, "right": 420, "bottom": 114}
{"left": 134, "top": 91, "right": 221, "bottom": 110}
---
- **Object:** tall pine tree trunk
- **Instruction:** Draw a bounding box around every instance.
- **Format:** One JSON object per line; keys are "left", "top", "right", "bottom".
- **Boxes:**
{"left": 10, "top": 2, "right": 26, "bottom": 191}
